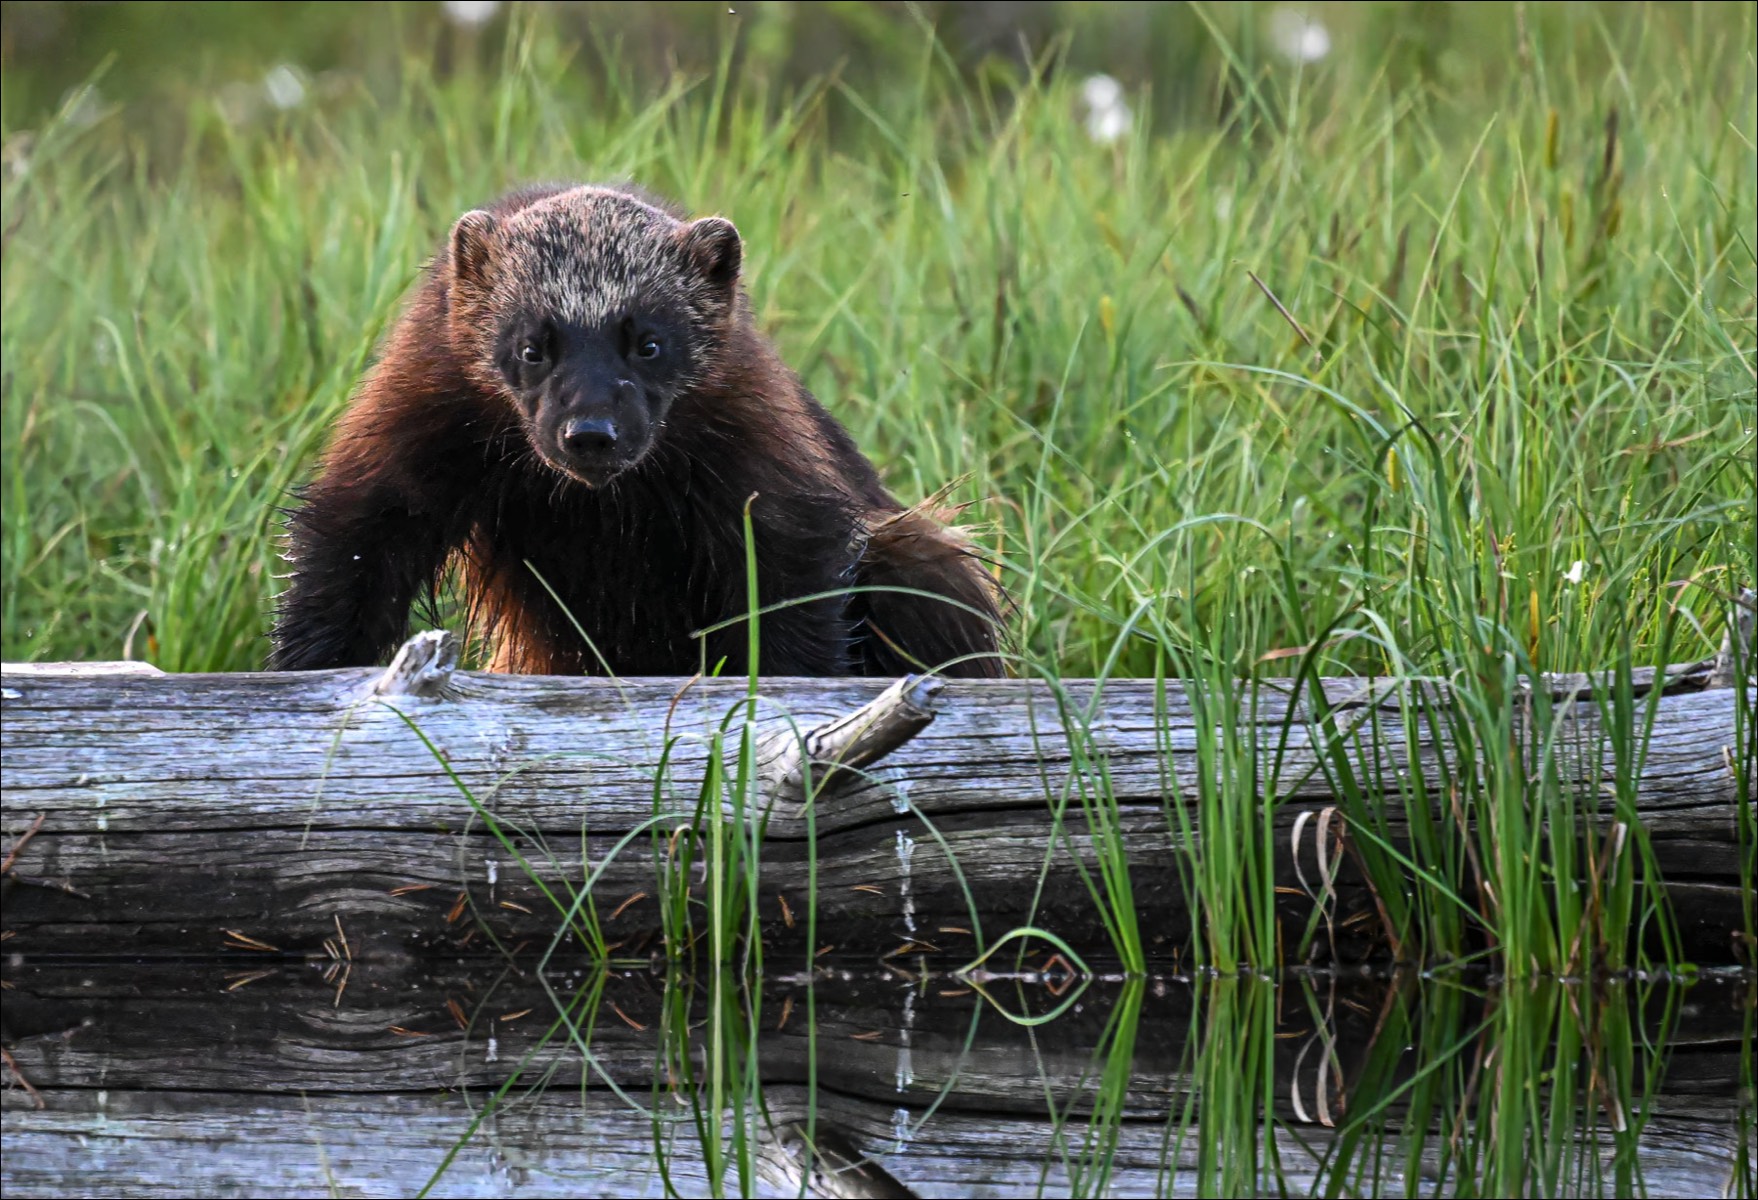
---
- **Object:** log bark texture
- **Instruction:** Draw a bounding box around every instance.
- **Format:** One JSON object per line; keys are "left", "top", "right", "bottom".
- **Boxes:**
{"left": 1, "top": 654, "right": 1752, "bottom": 963}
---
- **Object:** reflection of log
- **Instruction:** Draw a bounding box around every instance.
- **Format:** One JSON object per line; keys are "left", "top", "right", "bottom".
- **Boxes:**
{"left": 1, "top": 644, "right": 1751, "bottom": 962}
{"left": 7, "top": 963, "right": 1746, "bottom": 1118}
{"left": 2, "top": 965, "right": 1749, "bottom": 1197}
{"left": 6, "top": 1087, "right": 1746, "bottom": 1199}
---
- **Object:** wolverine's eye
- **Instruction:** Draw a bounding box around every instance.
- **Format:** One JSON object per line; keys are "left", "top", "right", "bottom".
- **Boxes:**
{"left": 635, "top": 336, "right": 663, "bottom": 360}
{"left": 520, "top": 342, "right": 547, "bottom": 366}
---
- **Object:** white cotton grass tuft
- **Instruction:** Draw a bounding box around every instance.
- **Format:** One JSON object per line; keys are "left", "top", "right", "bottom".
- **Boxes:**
{"left": 441, "top": 0, "right": 502, "bottom": 29}
{"left": 1079, "top": 73, "right": 1131, "bottom": 145}
{"left": 57, "top": 84, "right": 107, "bottom": 130}
{"left": 262, "top": 64, "right": 308, "bottom": 111}
{"left": 1267, "top": 8, "right": 1332, "bottom": 64}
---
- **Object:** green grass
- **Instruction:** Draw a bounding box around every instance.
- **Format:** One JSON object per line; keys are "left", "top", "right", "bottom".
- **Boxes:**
{"left": 2, "top": 4, "right": 1750, "bottom": 680}
{"left": 4, "top": 0, "right": 1752, "bottom": 969}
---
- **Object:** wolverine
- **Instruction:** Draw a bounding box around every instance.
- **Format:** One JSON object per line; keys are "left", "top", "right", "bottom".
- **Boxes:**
{"left": 269, "top": 184, "right": 1005, "bottom": 678}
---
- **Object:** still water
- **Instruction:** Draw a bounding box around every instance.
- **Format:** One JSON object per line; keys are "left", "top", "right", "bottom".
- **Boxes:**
{"left": 2, "top": 959, "right": 1751, "bottom": 1197}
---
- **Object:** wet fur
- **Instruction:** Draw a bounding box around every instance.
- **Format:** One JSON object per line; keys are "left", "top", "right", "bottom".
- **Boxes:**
{"left": 270, "top": 184, "right": 1005, "bottom": 677}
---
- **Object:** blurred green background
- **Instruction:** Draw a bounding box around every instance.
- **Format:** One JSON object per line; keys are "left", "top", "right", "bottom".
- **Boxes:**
{"left": 2, "top": 1, "right": 1730, "bottom": 139}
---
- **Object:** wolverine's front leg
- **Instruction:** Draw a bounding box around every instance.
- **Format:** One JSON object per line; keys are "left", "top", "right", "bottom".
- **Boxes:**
{"left": 268, "top": 474, "right": 460, "bottom": 670}
{"left": 713, "top": 501, "right": 865, "bottom": 677}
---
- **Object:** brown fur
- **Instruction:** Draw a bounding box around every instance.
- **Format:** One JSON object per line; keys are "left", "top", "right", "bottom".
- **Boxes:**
{"left": 270, "top": 184, "right": 1006, "bottom": 678}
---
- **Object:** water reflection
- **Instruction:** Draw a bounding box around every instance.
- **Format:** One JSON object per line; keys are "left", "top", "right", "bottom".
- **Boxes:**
{"left": 2, "top": 959, "right": 1750, "bottom": 1197}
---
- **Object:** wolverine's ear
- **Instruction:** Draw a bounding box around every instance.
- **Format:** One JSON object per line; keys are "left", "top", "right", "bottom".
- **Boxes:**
{"left": 679, "top": 216, "right": 742, "bottom": 291}
{"left": 450, "top": 209, "right": 498, "bottom": 289}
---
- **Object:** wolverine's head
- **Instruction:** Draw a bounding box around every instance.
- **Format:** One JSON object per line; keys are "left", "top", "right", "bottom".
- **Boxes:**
{"left": 445, "top": 186, "right": 743, "bottom": 488}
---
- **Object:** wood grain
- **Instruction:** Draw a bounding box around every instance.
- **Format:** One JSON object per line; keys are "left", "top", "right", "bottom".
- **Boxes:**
{"left": 2, "top": 657, "right": 1751, "bottom": 962}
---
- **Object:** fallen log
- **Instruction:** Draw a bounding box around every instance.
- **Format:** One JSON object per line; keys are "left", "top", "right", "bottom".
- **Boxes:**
{"left": 1, "top": 628, "right": 1751, "bottom": 965}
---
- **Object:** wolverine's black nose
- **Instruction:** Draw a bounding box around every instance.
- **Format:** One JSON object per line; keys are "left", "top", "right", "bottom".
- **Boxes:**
{"left": 562, "top": 417, "right": 618, "bottom": 455}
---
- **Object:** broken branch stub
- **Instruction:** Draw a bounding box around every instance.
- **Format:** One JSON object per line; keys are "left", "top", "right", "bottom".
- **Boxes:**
{"left": 758, "top": 675, "right": 944, "bottom": 811}
{"left": 754, "top": 1118, "right": 916, "bottom": 1200}
{"left": 1707, "top": 587, "right": 1756, "bottom": 690}
{"left": 371, "top": 630, "right": 459, "bottom": 699}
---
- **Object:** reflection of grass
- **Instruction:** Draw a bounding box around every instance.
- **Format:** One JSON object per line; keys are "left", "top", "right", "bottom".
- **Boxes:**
{"left": 375, "top": 794, "right": 1734, "bottom": 1200}
{"left": 1323, "top": 978, "right": 1686, "bottom": 1197}
{"left": 1740, "top": 988, "right": 1758, "bottom": 1200}
{"left": 661, "top": 968, "right": 760, "bottom": 1199}
{"left": 1059, "top": 976, "right": 1144, "bottom": 1198}
{"left": 1179, "top": 977, "right": 1284, "bottom": 1195}
{"left": 1151, "top": 974, "right": 1710, "bottom": 1199}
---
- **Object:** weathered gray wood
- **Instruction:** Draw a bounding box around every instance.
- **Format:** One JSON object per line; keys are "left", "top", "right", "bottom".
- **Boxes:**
{"left": 2, "top": 661, "right": 1747, "bottom": 841}
{"left": 4, "top": 1086, "right": 1745, "bottom": 1199}
{"left": 0, "top": 660, "right": 164, "bottom": 677}
{"left": 371, "top": 628, "right": 459, "bottom": 698}
{"left": 1708, "top": 588, "right": 1756, "bottom": 689}
{"left": 0, "top": 817, "right": 1354, "bottom": 962}
{"left": 759, "top": 673, "right": 945, "bottom": 813}
{"left": 3, "top": 650, "right": 1751, "bottom": 962}
{"left": 6, "top": 822, "right": 1746, "bottom": 963}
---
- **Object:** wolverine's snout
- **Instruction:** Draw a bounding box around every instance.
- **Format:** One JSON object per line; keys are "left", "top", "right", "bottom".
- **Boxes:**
{"left": 562, "top": 416, "right": 618, "bottom": 455}
{"left": 542, "top": 366, "right": 648, "bottom": 484}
